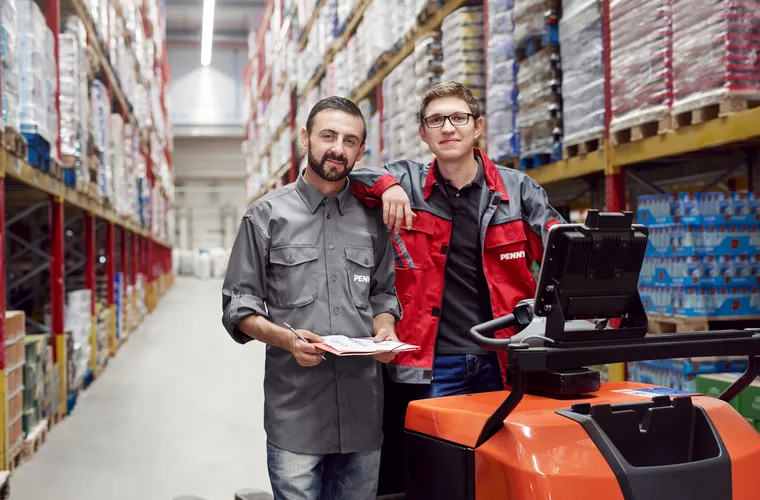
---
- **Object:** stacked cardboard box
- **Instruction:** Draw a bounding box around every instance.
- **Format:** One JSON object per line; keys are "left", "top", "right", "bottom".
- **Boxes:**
{"left": 628, "top": 358, "right": 749, "bottom": 393}
{"left": 4, "top": 311, "right": 26, "bottom": 457}
{"left": 23, "top": 334, "right": 49, "bottom": 434}
{"left": 65, "top": 290, "right": 92, "bottom": 390}
{"left": 696, "top": 375, "right": 760, "bottom": 433}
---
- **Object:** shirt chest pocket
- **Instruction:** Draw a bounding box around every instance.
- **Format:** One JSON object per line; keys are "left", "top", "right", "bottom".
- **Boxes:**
{"left": 345, "top": 246, "right": 374, "bottom": 309}
{"left": 483, "top": 222, "right": 532, "bottom": 283}
{"left": 269, "top": 246, "right": 319, "bottom": 308}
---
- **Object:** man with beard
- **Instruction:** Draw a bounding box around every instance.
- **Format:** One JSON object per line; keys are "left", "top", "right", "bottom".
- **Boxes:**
{"left": 221, "top": 96, "right": 402, "bottom": 500}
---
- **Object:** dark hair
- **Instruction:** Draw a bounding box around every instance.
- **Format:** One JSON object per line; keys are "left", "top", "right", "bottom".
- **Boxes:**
{"left": 419, "top": 81, "right": 482, "bottom": 125}
{"left": 306, "top": 96, "right": 367, "bottom": 144}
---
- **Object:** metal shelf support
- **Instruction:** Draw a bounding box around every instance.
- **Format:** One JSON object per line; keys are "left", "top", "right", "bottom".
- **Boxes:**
{"left": 85, "top": 212, "right": 96, "bottom": 371}
{"left": 106, "top": 221, "right": 116, "bottom": 355}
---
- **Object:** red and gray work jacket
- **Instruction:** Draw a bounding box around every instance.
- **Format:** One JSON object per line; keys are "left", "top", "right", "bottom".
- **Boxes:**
{"left": 349, "top": 148, "right": 564, "bottom": 386}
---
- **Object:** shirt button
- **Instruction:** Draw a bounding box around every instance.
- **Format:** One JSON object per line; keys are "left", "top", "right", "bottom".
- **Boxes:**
{"left": 333, "top": 308, "right": 339, "bottom": 315}
{"left": 329, "top": 244, "right": 335, "bottom": 250}
{"left": 364, "top": 258, "right": 369, "bottom": 265}
{"left": 288, "top": 256, "right": 295, "bottom": 263}
{"left": 327, "top": 214, "right": 331, "bottom": 219}
{"left": 331, "top": 275, "right": 337, "bottom": 282}
{"left": 338, "top": 373, "right": 345, "bottom": 379}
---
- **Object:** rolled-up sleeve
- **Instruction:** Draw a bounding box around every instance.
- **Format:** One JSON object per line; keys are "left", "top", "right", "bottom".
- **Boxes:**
{"left": 369, "top": 217, "right": 402, "bottom": 322}
{"left": 222, "top": 214, "right": 270, "bottom": 344}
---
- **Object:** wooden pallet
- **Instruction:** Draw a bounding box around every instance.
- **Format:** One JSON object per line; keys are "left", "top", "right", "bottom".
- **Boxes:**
{"left": 47, "top": 408, "right": 64, "bottom": 429}
{"left": 22, "top": 419, "right": 49, "bottom": 461}
{"left": 7, "top": 444, "right": 24, "bottom": 472}
{"left": 2, "top": 126, "right": 28, "bottom": 159}
{"left": 611, "top": 115, "right": 672, "bottom": 146}
{"left": 673, "top": 96, "right": 760, "bottom": 129}
{"left": 416, "top": 0, "right": 439, "bottom": 25}
{"left": 0, "top": 470, "right": 10, "bottom": 500}
{"left": 563, "top": 136, "right": 604, "bottom": 160}
{"left": 648, "top": 313, "right": 760, "bottom": 334}
{"left": 87, "top": 182, "right": 101, "bottom": 202}
{"left": 61, "top": 154, "right": 79, "bottom": 168}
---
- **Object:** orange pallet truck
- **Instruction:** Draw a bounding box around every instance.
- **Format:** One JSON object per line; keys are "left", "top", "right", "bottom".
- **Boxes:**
{"left": 402, "top": 210, "right": 760, "bottom": 500}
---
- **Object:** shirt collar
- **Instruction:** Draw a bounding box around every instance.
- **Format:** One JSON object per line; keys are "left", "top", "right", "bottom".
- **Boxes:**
{"left": 296, "top": 172, "right": 351, "bottom": 215}
{"left": 434, "top": 153, "right": 485, "bottom": 190}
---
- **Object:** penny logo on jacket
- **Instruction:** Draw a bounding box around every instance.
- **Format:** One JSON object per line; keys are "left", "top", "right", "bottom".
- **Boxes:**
{"left": 500, "top": 251, "right": 526, "bottom": 261}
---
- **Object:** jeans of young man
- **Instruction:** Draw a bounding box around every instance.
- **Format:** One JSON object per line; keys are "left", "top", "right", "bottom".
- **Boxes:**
{"left": 377, "top": 353, "right": 504, "bottom": 495}
{"left": 267, "top": 441, "right": 382, "bottom": 500}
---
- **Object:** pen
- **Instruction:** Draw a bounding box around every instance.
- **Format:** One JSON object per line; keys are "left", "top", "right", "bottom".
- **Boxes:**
{"left": 284, "top": 322, "right": 327, "bottom": 361}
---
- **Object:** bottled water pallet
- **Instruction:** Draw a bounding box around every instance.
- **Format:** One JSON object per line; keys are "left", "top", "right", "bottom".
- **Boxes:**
{"left": 647, "top": 312, "right": 760, "bottom": 334}
{"left": 672, "top": 94, "right": 760, "bottom": 130}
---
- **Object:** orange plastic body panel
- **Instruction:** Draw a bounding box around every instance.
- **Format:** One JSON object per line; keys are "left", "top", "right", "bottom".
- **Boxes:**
{"left": 405, "top": 381, "right": 760, "bottom": 500}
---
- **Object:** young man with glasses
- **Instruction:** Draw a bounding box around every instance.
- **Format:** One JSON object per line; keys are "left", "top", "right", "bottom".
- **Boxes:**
{"left": 348, "top": 81, "right": 565, "bottom": 492}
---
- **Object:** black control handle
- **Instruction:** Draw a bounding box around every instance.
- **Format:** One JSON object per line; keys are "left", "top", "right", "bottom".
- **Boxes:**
{"left": 468, "top": 314, "right": 518, "bottom": 350}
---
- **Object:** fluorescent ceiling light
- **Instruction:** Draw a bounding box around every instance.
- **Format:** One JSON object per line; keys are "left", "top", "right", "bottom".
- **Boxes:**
{"left": 201, "top": 0, "right": 216, "bottom": 66}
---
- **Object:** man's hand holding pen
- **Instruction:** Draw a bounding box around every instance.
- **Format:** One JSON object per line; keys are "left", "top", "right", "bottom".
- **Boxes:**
{"left": 284, "top": 323, "right": 326, "bottom": 367}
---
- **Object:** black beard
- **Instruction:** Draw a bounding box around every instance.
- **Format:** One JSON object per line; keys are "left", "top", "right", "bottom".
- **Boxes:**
{"left": 307, "top": 148, "right": 355, "bottom": 182}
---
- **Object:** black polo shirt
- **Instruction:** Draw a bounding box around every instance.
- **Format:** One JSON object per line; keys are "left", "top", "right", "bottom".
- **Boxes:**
{"left": 434, "top": 156, "right": 494, "bottom": 355}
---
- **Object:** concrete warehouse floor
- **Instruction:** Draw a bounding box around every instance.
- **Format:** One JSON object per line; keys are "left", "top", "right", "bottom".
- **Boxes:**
{"left": 11, "top": 278, "right": 272, "bottom": 500}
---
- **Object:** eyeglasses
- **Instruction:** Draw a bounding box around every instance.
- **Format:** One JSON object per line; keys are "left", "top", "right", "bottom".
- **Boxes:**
{"left": 423, "top": 112, "right": 474, "bottom": 129}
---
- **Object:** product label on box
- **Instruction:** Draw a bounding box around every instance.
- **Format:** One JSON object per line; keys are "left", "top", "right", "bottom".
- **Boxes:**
{"left": 612, "top": 387, "right": 696, "bottom": 398}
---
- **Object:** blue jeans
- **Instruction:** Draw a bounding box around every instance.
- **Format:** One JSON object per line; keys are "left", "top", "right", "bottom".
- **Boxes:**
{"left": 412, "top": 353, "right": 505, "bottom": 399}
{"left": 267, "top": 441, "right": 381, "bottom": 500}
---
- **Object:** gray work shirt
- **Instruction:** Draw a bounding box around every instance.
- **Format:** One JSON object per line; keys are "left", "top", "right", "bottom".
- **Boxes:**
{"left": 222, "top": 173, "right": 402, "bottom": 455}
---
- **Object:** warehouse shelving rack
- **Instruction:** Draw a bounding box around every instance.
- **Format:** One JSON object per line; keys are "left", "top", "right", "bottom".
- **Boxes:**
{"left": 0, "top": 0, "right": 175, "bottom": 471}
{"left": 243, "top": 0, "right": 760, "bottom": 382}
{"left": 245, "top": 0, "right": 760, "bottom": 200}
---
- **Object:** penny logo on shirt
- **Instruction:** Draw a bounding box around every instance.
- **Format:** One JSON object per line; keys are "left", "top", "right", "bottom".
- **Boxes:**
{"left": 500, "top": 251, "right": 526, "bottom": 261}
{"left": 354, "top": 274, "right": 370, "bottom": 283}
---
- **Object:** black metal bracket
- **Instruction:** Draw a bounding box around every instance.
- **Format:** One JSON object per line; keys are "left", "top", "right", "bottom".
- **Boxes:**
{"left": 719, "top": 355, "right": 760, "bottom": 403}
{"left": 475, "top": 369, "right": 527, "bottom": 448}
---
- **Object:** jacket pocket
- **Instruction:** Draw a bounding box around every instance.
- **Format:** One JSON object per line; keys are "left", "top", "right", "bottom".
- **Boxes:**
{"left": 269, "top": 246, "right": 319, "bottom": 308}
{"left": 345, "top": 246, "right": 374, "bottom": 309}
{"left": 483, "top": 222, "right": 532, "bottom": 283}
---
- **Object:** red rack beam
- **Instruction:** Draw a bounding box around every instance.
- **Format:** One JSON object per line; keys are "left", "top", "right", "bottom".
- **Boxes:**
{"left": 131, "top": 232, "right": 138, "bottom": 292}
{"left": 85, "top": 212, "right": 96, "bottom": 370}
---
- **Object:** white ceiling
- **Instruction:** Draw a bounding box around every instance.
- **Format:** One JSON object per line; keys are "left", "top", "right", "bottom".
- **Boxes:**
{"left": 166, "top": 0, "right": 267, "bottom": 45}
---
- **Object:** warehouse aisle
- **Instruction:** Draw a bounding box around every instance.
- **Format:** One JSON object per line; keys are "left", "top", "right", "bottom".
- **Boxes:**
{"left": 10, "top": 278, "right": 272, "bottom": 500}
